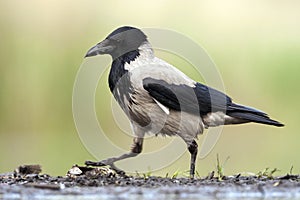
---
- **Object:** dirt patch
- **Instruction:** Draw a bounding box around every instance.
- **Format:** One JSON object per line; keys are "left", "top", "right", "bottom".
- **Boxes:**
{"left": 1, "top": 165, "right": 300, "bottom": 199}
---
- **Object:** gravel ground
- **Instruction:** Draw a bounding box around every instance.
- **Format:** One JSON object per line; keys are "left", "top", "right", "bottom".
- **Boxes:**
{"left": 1, "top": 165, "right": 300, "bottom": 200}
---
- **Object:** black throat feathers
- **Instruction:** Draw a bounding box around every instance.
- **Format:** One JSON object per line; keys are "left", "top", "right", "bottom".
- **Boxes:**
{"left": 108, "top": 50, "right": 140, "bottom": 109}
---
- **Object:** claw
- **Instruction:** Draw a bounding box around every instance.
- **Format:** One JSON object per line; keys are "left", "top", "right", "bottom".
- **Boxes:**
{"left": 85, "top": 160, "right": 125, "bottom": 175}
{"left": 85, "top": 160, "right": 106, "bottom": 166}
{"left": 109, "top": 163, "right": 125, "bottom": 175}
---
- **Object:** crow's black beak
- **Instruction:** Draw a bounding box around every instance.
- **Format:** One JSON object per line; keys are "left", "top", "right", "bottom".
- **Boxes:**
{"left": 85, "top": 39, "right": 115, "bottom": 58}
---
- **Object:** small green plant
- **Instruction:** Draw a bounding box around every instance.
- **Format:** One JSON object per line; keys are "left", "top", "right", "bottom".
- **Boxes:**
{"left": 143, "top": 169, "right": 152, "bottom": 179}
{"left": 135, "top": 170, "right": 141, "bottom": 177}
{"left": 169, "top": 170, "right": 189, "bottom": 179}
{"left": 257, "top": 167, "right": 280, "bottom": 178}
{"left": 206, "top": 171, "right": 215, "bottom": 180}
{"left": 182, "top": 170, "right": 191, "bottom": 178}
{"left": 171, "top": 170, "right": 180, "bottom": 179}
{"left": 135, "top": 168, "right": 153, "bottom": 179}
{"left": 195, "top": 170, "right": 201, "bottom": 179}
{"left": 216, "top": 154, "right": 230, "bottom": 181}
{"left": 165, "top": 172, "right": 169, "bottom": 178}
{"left": 289, "top": 165, "right": 294, "bottom": 175}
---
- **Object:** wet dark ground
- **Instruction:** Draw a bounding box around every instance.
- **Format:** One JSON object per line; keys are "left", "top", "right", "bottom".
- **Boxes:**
{"left": 1, "top": 165, "right": 300, "bottom": 200}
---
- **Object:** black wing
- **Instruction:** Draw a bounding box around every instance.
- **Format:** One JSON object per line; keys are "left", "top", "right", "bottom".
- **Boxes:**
{"left": 142, "top": 77, "right": 231, "bottom": 116}
{"left": 143, "top": 77, "right": 284, "bottom": 127}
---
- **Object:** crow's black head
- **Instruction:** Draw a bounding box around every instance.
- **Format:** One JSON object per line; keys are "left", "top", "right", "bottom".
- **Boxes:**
{"left": 85, "top": 26, "right": 147, "bottom": 59}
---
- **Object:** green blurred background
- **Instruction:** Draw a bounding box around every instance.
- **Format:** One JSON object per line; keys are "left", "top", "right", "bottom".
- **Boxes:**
{"left": 0, "top": 0, "right": 299, "bottom": 176}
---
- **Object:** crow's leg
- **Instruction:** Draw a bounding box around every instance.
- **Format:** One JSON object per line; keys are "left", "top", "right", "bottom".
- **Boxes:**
{"left": 187, "top": 140, "right": 198, "bottom": 178}
{"left": 85, "top": 137, "right": 143, "bottom": 174}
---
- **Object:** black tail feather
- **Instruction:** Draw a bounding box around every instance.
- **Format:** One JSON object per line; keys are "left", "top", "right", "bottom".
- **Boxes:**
{"left": 227, "top": 103, "right": 284, "bottom": 127}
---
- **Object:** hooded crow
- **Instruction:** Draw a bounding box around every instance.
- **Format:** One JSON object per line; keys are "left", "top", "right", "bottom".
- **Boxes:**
{"left": 84, "top": 26, "right": 284, "bottom": 178}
